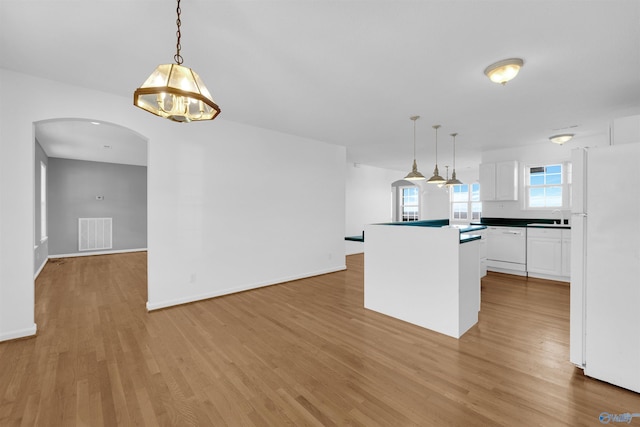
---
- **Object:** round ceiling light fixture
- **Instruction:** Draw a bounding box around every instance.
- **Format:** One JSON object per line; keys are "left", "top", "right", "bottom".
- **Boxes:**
{"left": 549, "top": 133, "right": 575, "bottom": 145}
{"left": 484, "top": 58, "right": 524, "bottom": 85}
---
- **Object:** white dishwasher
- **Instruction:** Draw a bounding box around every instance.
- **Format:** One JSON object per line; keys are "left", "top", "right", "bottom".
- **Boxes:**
{"left": 486, "top": 226, "right": 527, "bottom": 275}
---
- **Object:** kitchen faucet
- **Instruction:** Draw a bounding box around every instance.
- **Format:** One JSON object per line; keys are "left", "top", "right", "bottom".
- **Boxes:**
{"left": 552, "top": 209, "right": 565, "bottom": 224}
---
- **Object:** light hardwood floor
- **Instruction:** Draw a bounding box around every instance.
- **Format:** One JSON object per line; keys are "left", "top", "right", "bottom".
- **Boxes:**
{"left": 1, "top": 252, "right": 639, "bottom": 426}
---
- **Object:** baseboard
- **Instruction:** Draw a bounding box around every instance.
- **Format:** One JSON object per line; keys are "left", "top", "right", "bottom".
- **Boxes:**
{"left": 487, "top": 267, "right": 528, "bottom": 277}
{"left": 0, "top": 324, "right": 37, "bottom": 342}
{"left": 49, "top": 248, "right": 147, "bottom": 259}
{"left": 147, "top": 264, "right": 347, "bottom": 311}
{"left": 527, "top": 272, "right": 570, "bottom": 283}
{"left": 34, "top": 258, "right": 48, "bottom": 279}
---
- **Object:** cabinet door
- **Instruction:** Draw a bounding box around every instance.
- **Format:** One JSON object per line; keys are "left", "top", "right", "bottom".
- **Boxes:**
{"left": 527, "top": 237, "right": 562, "bottom": 275}
{"left": 479, "top": 163, "right": 496, "bottom": 201}
{"left": 562, "top": 235, "right": 571, "bottom": 277}
{"left": 496, "top": 161, "right": 518, "bottom": 201}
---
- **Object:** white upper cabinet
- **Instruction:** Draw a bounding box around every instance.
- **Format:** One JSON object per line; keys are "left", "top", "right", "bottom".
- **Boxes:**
{"left": 611, "top": 114, "right": 640, "bottom": 145}
{"left": 479, "top": 161, "right": 518, "bottom": 201}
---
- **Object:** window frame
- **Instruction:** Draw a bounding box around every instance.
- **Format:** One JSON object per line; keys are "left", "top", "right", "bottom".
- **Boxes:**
{"left": 450, "top": 182, "right": 482, "bottom": 223}
{"left": 399, "top": 185, "right": 420, "bottom": 222}
{"left": 524, "top": 161, "right": 571, "bottom": 210}
{"left": 40, "top": 161, "right": 48, "bottom": 242}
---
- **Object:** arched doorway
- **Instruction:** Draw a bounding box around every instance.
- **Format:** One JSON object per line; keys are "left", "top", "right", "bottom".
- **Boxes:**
{"left": 33, "top": 118, "right": 148, "bottom": 293}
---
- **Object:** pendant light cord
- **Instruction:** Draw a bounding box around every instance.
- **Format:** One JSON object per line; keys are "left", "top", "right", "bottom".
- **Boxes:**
{"left": 434, "top": 125, "right": 440, "bottom": 165}
{"left": 413, "top": 119, "right": 417, "bottom": 161}
{"left": 452, "top": 133, "right": 457, "bottom": 170}
{"left": 174, "top": 0, "right": 183, "bottom": 65}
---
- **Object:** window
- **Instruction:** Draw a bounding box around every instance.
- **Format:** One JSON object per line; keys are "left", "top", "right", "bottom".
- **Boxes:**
{"left": 40, "top": 161, "right": 47, "bottom": 241}
{"left": 450, "top": 183, "right": 482, "bottom": 221}
{"left": 526, "top": 163, "right": 570, "bottom": 209}
{"left": 400, "top": 186, "right": 419, "bottom": 221}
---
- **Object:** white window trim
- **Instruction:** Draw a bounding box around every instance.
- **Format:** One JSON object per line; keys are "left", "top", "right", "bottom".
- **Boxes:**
{"left": 523, "top": 161, "right": 571, "bottom": 210}
{"left": 40, "top": 161, "right": 47, "bottom": 241}
{"left": 399, "top": 185, "right": 420, "bottom": 222}
{"left": 450, "top": 183, "right": 482, "bottom": 223}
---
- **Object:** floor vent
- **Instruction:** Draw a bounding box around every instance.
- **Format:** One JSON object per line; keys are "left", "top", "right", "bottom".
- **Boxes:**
{"left": 78, "top": 218, "right": 113, "bottom": 251}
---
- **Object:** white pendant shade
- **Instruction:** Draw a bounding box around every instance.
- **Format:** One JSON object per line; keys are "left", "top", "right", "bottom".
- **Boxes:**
{"left": 446, "top": 132, "right": 463, "bottom": 186}
{"left": 427, "top": 124, "right": 446, "bottom": 184}
{"left": 404, "top": 116, "right": 426, "bottom": 181}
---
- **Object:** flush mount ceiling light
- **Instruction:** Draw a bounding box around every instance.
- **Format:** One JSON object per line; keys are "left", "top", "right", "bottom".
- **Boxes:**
{"left": 426, "top": 125, "right": 446, "bottom": 184}
{"left": 484, "top": 58, "right": 524, "bottom": 85}
{"left": 133, "top": 0, "right": 221, "bottom": 123}
{"left": 446, "top": 133, "right": 463, "bottom": 186}
{"left": 549, "top": 133, "right": 575, "bottom": 144}
{"left": 404, "top": 115, "right": 426, "bottom": 181}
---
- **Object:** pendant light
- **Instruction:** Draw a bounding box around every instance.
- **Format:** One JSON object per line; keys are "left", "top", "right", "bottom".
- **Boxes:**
{"left": 404, "top": 116, "right": 426, "bottom": 181}
{"left": 446, "top": 133, "right": 463, "bottom": 186}
{"left": 438, "top": 166, "right": 449, "bottom": 188}
{"left": 426, "top": 125, "right": 446, "bottom": 184}
{"left": 133, "top": 0, "right": 221, "bottom": 123}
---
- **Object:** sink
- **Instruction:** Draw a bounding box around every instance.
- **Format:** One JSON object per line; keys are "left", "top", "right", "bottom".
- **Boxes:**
{"left": 527, "top": 222, "right": 569, "bottom": 228}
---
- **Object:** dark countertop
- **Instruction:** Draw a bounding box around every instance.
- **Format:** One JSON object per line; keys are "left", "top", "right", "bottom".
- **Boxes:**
{"left": 525, "top": 223, "right": 571, "bottom": 230}
{"left": 472, "top": 217, "right": 570, "bottom": 229}
{"left": 445, "top": 224, "right": 487, "bottom": 233}
{"left": 460, "top": 234, "right": 482, "bottom": 244}
{"left": 350, "top": 220, "right": 487, "bottom": 243}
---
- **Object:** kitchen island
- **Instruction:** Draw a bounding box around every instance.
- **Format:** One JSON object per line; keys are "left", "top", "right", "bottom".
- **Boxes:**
{"left": 364, "top": 220, "right": 482, "bottom": 339}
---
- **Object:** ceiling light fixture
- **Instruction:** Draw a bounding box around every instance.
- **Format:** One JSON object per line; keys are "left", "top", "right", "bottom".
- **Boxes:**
{"left": 549, "top": 133, "right": 575, "bottom": 145}
{"left": 484, "top": 58, "right": 524, "bottom": 85}
{"left": 133, "top": 0, "right": 221, "bottom": 123}
{"left": 404, "top": 115, "right": 426, "bottom": 181}
{"left": 427, "top": 125, "right": 446, "bottom": 184}
{"left": 446, "top": 133, "right": 463, "bottom": 186}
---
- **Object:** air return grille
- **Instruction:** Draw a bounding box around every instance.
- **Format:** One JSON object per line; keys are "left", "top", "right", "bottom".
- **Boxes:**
{"left": 78, "top": 218, "right": 112, "bottom": 251}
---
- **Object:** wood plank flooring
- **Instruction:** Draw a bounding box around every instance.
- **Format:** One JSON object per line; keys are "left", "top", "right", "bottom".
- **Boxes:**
{"left": 1, "top": 252, "right": 639, "bottom": 426}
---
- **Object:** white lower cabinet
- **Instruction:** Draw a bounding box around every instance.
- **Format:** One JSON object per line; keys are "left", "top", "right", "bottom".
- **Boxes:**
{"left": 527, "top": 228, "right": 571, "bottom": 281}
{"left": 477, "top": 229, "right": 487, "bottom": 278}
{"left": 561, "top": 230, "right": 571, "bottom": 277}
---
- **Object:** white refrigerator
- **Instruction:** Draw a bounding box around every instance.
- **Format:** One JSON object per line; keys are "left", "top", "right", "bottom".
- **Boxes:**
{"left": 570, "top": 143, "right": 640, "bottom": 393}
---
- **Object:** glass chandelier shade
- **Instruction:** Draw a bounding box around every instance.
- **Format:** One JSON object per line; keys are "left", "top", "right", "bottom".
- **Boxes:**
{"left": 426, "top": 124, "right": 446, "bottom": 184}
{"left": 134, "top": 64, "right": 221, "bottom": 123}
{"left": 404, "top": 116, "right": 426, "bottom": 181}
{"left": 133, "top": 0, "right": 221, "bottom": 123}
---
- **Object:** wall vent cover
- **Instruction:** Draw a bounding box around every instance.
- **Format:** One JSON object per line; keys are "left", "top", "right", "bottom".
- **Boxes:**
{"left": 79, "top": 218, "right": 113, "bottom": 251}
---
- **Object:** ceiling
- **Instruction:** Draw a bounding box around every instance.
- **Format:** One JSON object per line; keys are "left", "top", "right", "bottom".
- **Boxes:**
{"left": 35, "top": 119, "right": 147, "bottom": 166}
{"left": 2, "top": 1, "right": 639, "bottom": 171}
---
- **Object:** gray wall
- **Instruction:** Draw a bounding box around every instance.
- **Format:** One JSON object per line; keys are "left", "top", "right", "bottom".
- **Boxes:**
{"left": 34, "top": 139, "right": 49, "bottom": 273}
{"left": 48, "top": 158, "right": 147, "bottom": 255}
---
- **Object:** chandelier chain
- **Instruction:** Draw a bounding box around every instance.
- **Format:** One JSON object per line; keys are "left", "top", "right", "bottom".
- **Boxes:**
{"left": 174, "top": 0, "right": 183, "bottom": 65}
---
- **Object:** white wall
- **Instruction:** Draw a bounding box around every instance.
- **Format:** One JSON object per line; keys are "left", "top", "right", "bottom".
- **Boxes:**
{"left": 480, "top": 136, "right": 606, "bottom": 220}
{"left": 345, "top": 163, "right": 402, "bottom": 235}
{"left": 0, "top": 69, "right": 346, "bottom": 340}
{"left": 417, "top": 181, "right": 450, "bottom": 220}
{"left": 345, "top": 163, "right": 403, "bottom": 255}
